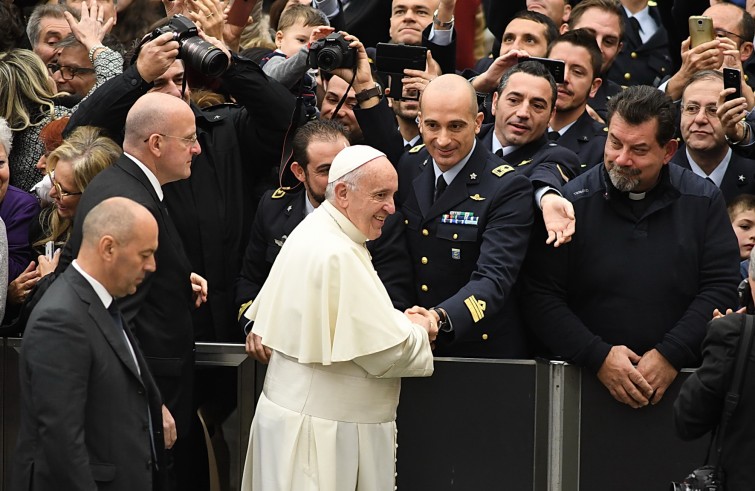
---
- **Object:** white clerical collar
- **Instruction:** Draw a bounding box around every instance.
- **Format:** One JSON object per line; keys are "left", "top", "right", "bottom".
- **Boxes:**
{"left": 492, "top": 133, "right": 517, "bottom": 157}
{"left": 433, "top": 140, "right": 475, "bottom": 185}
{"left": 72, "top": 259, "right": 114, "bottom": 309}
{"left": 628, "top": 191, "right": 646, "bottom": 200}
{"left": 686, "top": 147, "right": 731, "bottom": 188}
{"left": 124, "top": 152, "right": 164, "bottom": 201}
{"left": 321, "top": 199, "right": 368, "bottom": 245}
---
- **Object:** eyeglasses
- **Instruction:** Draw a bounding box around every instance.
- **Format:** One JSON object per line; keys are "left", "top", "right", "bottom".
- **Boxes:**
{"left": 50, "top": 170, "right": 82, "bottom": 198}
{"left": 681, "top": 103, "right": 718, "bottom": 119}
{"left": 143, "top": 133, "right": 199, "bottom": 146}
{"left": 716, "top": 28, "right": 748, "bottom": 44}
{"left": 46, "top": 63, "right": 96, "bottom": 81}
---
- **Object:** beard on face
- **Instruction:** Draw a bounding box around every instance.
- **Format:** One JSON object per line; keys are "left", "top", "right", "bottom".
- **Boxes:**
{"left": 606, "top": 161, "right": 642, "bottom": 192}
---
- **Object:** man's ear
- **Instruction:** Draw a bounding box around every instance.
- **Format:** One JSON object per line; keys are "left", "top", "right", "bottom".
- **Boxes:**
{"left": 290, "top": 162, "right": 307, "bottom": 184}
{"left": 99, "top": 235, "right": 116, "bottom": 261}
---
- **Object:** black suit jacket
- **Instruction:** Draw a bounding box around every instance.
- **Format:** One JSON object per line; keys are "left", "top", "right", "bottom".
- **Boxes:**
{"left": 671, "top": 144, "right": 755, "bottom": 204}
{"left": 478, "top": 124, "right": 581, "bottom": 191}
{"left": 397, "top": 143, "right": 534, "bottom": 358}
{"left": 235, "top": 188, "right": 415, "bottom": 317}
{"left": 355, "top": 97, "right": 423, "bottom": 165}
{"left": 555, "top": 109, "right": 607, "bottom": 174}
{"left": 58, "top": 155, "right": 195, "bottom": 435}
{"left": 13, "top": 267, "right": 165, "bottom": 491}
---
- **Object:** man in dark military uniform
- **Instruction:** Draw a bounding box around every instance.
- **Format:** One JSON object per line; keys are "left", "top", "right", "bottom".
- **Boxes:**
{"left": 561, "top": 0, "right": 626, "bottom": 121}
{"left": 478, "top": 61, "right": 580, "bottom": 193}
{"left": 236, "top": 120, "right": 414, "bottom": 348}
{"left": 606, "top": 0, "right": 672, "bottom": 88}
{"left": 671, "top": 70, "right": 755, "bottom": 204}
{"left": 547, "top": 30, "right": 608, "bottom": 173}
{"left": 397, "top": 73, "right": 535, "bottom": 358}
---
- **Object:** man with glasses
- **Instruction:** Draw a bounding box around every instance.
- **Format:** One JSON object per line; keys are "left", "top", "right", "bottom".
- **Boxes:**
{"left": 58, "top": 92, "right": 207, "bottom": 490}
{"left": 662, "top": 2, "right": 755, "bottom": 101}
{"left": 671, "top": 70, "right": 755, "bottom": 203}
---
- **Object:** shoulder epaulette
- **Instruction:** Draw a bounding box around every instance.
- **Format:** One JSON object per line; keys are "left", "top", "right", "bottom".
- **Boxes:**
{"left": 409, "top": 144, "right": 425, "bottom": 154}
{"left": 271, "top": 188, "right": 286, "bottom": 199}
{"left": 648, "top": 0, "right": 657, "bottom": 6}
{"left": 492, "top": 164, "right": 515, "bottom": 177}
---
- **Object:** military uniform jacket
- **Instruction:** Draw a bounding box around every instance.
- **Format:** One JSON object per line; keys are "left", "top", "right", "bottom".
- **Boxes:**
{"left": 607, "top": 5, "right": 672, "bottom": 87}
{"left": 556, "top": 110, "right": 607, "bottom": 174}
{"left": 478, "top": 124, "right": 580, "bottom": 191}
{"left": 671, "top": 144, "right": 755, "bottom": 204}
{"left": 235, "top": 188, "right": 416, "bottom": 319}
{"left": 396, "top": 143, "right": 534, "bottom": 358}
{"left": 588, "top": 78, "right": 623, "bottom": 122}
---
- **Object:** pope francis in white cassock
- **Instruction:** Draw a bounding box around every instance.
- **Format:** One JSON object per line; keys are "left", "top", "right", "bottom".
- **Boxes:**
{"left": 240, "top": 145, "right": 436, "bottom": 491}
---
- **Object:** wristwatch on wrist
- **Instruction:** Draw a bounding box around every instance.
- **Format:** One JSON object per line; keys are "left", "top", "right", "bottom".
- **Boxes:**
{"left": 433, "top": 9, "right": 454, "bottom": 29}
{"left": 431, "top": 307, "right": 452, "bottom": 333}
{"left": 355, "top": 83, "right": 383, "bottom": 104}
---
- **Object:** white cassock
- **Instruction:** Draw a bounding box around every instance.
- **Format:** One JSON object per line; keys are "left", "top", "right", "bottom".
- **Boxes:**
{"left": 241, "top": 200, "right": 434, "bottom": 491}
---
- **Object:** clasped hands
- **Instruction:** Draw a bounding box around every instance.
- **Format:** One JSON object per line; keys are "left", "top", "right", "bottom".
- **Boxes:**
{"left": 597, "top": 346, "right": 678, "bottom": 408}
{"left": 404, "top": 305, "right": 439, "bottom": 344}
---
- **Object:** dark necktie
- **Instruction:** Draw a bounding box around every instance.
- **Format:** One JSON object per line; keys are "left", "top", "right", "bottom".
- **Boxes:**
{"left": 404, "top": 143, "right": 412, "bottom": 152}
{"left": 108, "top": 300, "right": 124, "bottom": 331}
{"left": 434, "top": 174, "right": 447, "bottom": 203}
{"left": 628, "top": 16, "right": 642, "bottom": 37}
{"left": 547, "top": 130, "right": 560, "bottom": 142}
{"left": 495, "top": 149, "right": 503, "bottom": 158}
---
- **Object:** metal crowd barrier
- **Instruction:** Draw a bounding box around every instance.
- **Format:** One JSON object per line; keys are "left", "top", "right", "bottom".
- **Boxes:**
{"left": 0, "top": 340, "right": 709, "bottom": 491}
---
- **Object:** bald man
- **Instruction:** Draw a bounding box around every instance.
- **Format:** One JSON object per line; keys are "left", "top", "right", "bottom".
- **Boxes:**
{"left": 58, "top": 92, "right": 207, "bottom": 485}
{"left": 15, "top": 198, "right": 170, "bottom": 491}
{"left": 396, "top": 74, "right": 535, "bottom": 358}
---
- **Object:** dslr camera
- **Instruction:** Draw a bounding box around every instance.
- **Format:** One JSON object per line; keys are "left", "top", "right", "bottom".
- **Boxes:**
{"left": 151, "top": 15, "right": 229, "bottom": 77}
{"left": 670, "top": 466, "right": 722, "bottom": 491}
{"left": 307, "top": 33, "right": 356, "bottom": 72}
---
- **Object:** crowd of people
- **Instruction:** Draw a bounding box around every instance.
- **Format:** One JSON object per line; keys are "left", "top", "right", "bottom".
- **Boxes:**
{"left": 3, "top": 0, "right": 755, "bottom": 489}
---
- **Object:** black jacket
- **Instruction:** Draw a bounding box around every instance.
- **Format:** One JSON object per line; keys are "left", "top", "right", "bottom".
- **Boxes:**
{"left": 671, "top": 144, "right": 755, "bottom": 205}
{"left": 522, "top": 164, "right": 740, "bottom": 372}
{"left": 553, "top": 109, "right": 607, "bottom": 174}
{"left": 674, "top": 313, "right": 755, "bottom": 491}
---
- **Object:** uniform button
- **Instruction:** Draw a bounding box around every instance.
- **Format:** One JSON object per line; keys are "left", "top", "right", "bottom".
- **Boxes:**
{"left": 146, "top": 459, "right": 153, "bottom": 470}
{"left": 661, "top": 67, "right": 666, "bottom": 73}
{"left": 482, "top": 333, "right": 488, "bottom": 340}
{"left": 137, "top": 388, "right": 144, "bottom": 395}
{"left": 630, "top": 52, "right": 637, "bottom": 59}
{"left": 421, "top": 284, "right": 429, "bottom": 292}
{"left": 422, "top": 229, "right": 429, "bottom": 236}
{"left": 624, "top": 73, "right": 631, "bottom": 81}
{"left": 421, "top": 257, "right": 428, "bottom": 265}
{"left": 404, "top": 219, "right": 409, "bottom": 225}
{"left": 452, "top": 233, "right": 458, "bottom": 240}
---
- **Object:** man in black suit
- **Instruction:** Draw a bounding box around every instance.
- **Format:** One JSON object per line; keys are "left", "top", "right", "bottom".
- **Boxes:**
{"left": 59, "top": 92, "right": 208, "bottom": 488}
{"left": 672, "top": 70, "right": 755, "bottom": 203}
{"left": 397, "top": 74, "right": 535, "bottom": 358}
{"left": 547, "top": 29, "right": 608, "bottom": 173}
{"left": 13, "top": 197, "right": 173, "bottom": 491}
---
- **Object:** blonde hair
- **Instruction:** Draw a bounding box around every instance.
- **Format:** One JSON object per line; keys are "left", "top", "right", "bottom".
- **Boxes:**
{"left": 0, "top": 49, "right": 56, "bottom": 132}
{"left": 35, "top": 126, "right": 121, "bottom": 248}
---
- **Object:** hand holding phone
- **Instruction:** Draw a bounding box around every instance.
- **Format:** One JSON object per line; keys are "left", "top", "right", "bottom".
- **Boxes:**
{"left": 724, "top": 67, "right": 742, "bottom": 103}
{"left": 45, "top": 241, "right": 55, "bottom": 261}
{"left": 689, "top": 16, "right": 715, "bottom": 48}
{"left": 518, "top": 56, "right": 565, "bottom": 83}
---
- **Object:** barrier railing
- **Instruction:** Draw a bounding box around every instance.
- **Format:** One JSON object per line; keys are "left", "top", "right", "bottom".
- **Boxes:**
{"left": 0, "top": 340, "right": 709, "bottom": 491}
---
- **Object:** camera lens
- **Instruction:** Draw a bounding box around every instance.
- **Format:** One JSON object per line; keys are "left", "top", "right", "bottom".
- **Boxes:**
{"left": 317, "top": 48, "right": 343, "bottom": 72}
{"left": 180, "top": 37, "right": 229, "bottom": 77}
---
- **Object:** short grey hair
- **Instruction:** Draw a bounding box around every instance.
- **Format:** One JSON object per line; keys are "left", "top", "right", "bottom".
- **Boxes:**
{"left": 0, "top": 117, "right": 13, "bottom": 154}
{"left": 325, "top": 165, "right": 369, "bottom": 202}
{"left": 26, "top": 4, "right": 76, "bottom": 47}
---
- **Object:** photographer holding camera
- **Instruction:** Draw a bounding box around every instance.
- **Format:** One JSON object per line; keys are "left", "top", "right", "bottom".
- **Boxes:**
{"left": 673, "top": 251, "right": 755, "bottom": 491}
